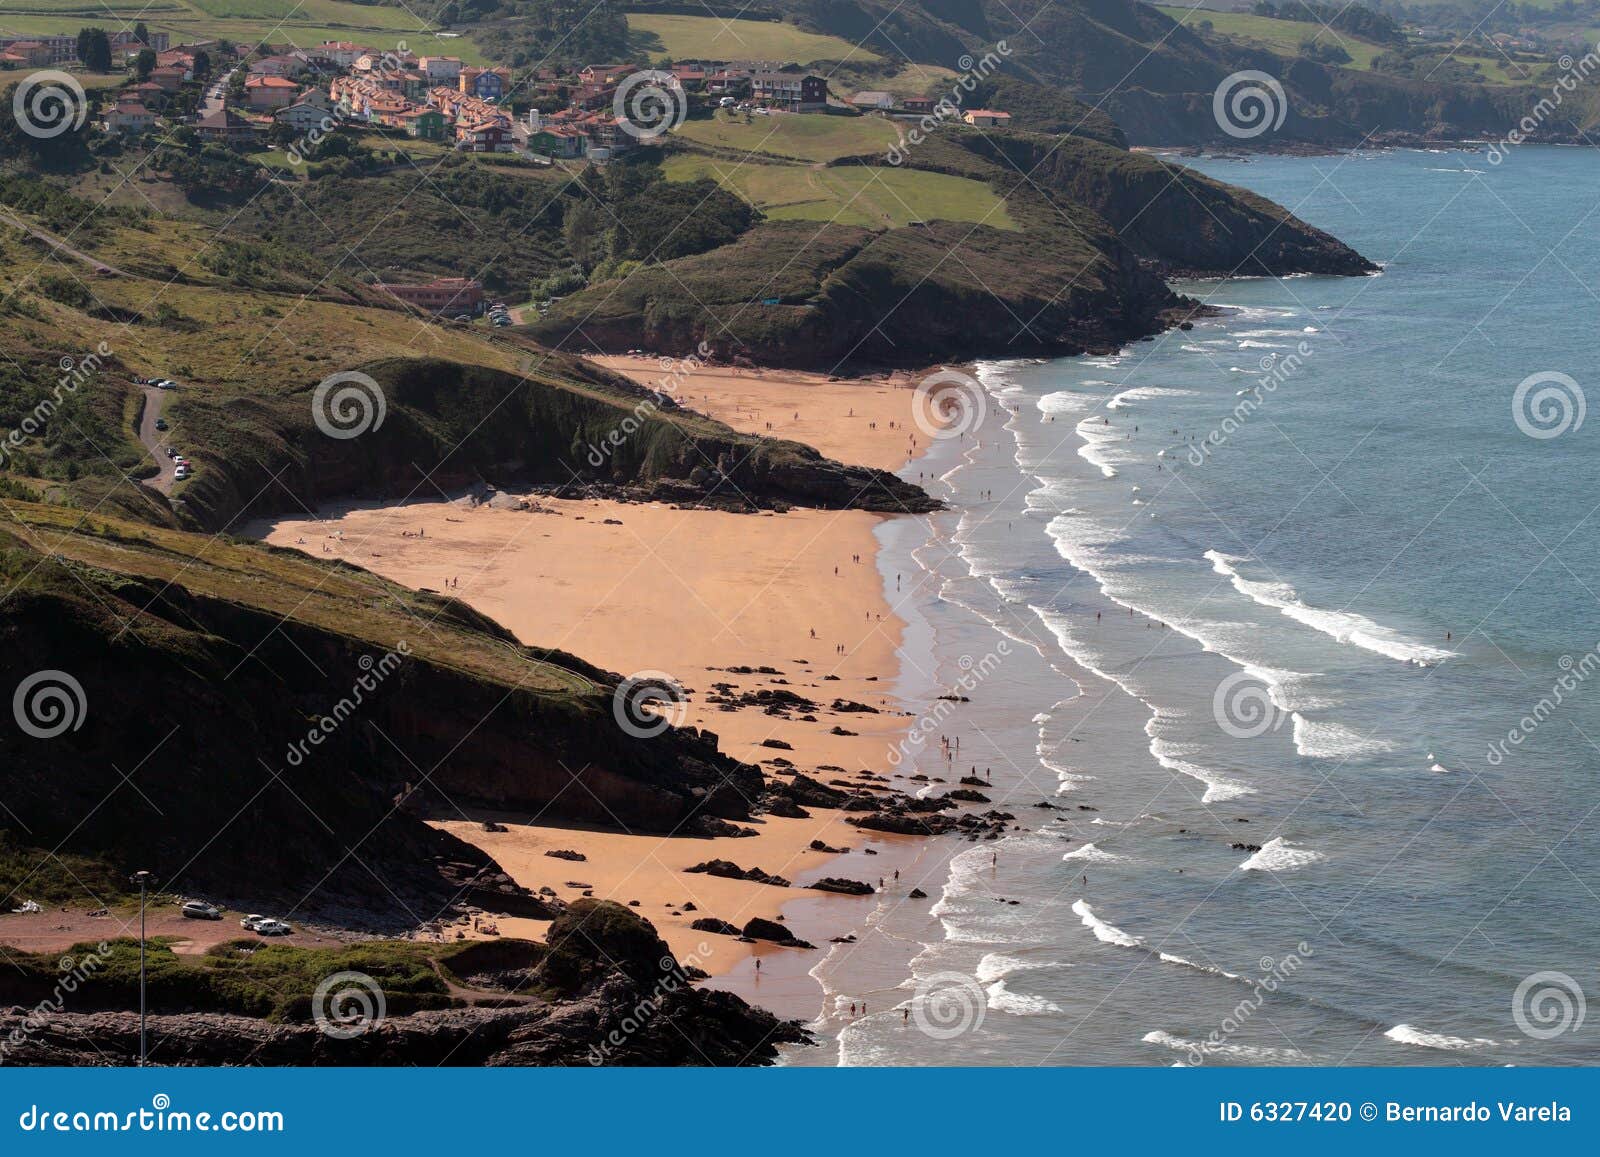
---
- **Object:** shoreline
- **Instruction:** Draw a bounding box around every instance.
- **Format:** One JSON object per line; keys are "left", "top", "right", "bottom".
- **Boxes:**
{"left": 245, "top": 358, "right": 948, "bottom": 989}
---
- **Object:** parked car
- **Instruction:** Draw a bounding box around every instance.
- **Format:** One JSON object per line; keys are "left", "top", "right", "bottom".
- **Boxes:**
{"left": 156, "top": 379, "right": 178, "bottom": 390}
{"left": 255, "top": 919, "right": 293, "bottom": 937}
{"left": 181, "top": 901, "right": 221, "bottom": 920}
{"left": 154, "top": 418, "right": 168, "bottom": 431}
{"left": 239, "top": 913, "right": 266, "bottom": 930}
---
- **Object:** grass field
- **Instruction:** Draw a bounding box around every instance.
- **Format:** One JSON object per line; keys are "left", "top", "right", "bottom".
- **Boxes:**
{"left": 1158, "top": 7, "right": 1387, "bottom": 70}
{"left": 0, "top": 0, "right": 484, "bottom": 63}
{"left": 1158, "top": 6, "right": 1542, "bottom": 84}
{"left": 627, "top": 13, "right": 879, "bottom": 64}
{"left": 675, "top": 109, "right": 898, "bottom": 162}
{"left": 662, "top": 153, "right": 1016, "bottom": 231}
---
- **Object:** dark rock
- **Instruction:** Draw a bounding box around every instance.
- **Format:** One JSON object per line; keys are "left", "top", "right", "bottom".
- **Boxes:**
{"left": 808, "top": 877, "right": 874, "bottom": 896}
{"left": 544, "top": 849, "right": 586, "bottom": 862}
{"left": 741, "top": 917, "right": 815, "bottom": 949}
{"left": 690, "top": 917, "right": 740, "bottom": 937}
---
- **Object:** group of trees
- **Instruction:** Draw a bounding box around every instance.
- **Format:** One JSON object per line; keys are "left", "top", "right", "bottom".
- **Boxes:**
{"left": 1253, "top": 2, "right": 1406, "bottom": 46}
{"left": 550, "top": 160, "right": 758, "bottom": 295}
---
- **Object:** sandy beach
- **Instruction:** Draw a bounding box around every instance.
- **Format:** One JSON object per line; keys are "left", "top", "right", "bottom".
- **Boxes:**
{"left": 247, "top": 363, "right": 939, "bottom": 976}
{"left": 592, "top": 355, "right": 928, "bottom": 474}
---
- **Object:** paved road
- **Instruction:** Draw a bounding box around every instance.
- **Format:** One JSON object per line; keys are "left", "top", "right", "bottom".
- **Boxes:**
{"left": 137, "top": 385, "right": 176, "bottom": 494}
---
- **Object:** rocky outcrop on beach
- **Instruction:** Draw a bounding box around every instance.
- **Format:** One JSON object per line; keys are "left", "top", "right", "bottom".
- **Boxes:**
{"left": 0, "top": 903, "right": 810, "bottom": 1066}
{"left": 741, "top": 917, "right": 816, "bottom": 950}
{"left": 684, "top": 860, "right": 791, "bottom": 887}
{"left": 809, "top": 878, "right": 875, "bottom": 896}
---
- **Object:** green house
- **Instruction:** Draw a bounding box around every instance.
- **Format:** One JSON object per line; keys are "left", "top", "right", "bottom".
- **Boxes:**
{"left": 402, "top": 108, "right": 446, "bottom": 140}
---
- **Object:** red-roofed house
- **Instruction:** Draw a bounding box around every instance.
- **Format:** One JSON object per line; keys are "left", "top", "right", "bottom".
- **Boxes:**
{"left": 245, "top": 74, "right": 299, "bottom": 109}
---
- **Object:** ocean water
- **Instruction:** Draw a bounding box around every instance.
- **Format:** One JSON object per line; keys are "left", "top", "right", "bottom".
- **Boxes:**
{"left": 786, "top": 147, "right": 1600, "bottom": 1066}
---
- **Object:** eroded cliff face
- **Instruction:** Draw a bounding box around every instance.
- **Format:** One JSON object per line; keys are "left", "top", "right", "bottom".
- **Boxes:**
{"left": 172, "top": 357, "right": 936, "bottom": 533}
{"left": 0, "top": 533, "right": 763, "bottom": 925}
{"left": 957, "top": 134, "right": 1377, "bottom": 278}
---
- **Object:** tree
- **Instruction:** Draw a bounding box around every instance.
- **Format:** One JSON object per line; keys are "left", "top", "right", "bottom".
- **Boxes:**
{"left": 562, "top": 198, "right": 606, "bottom": 270}
{"left": 78, "top": 27, "right": 112, "bottom": 73}
{"left": 133, "top": 21, "right": 149, "bottom": 46}
{"left": 193, "top": 49, "right": 211, "bottom": 78}
{"left": 135, "top": 48, "right": 157, "bottom": 81}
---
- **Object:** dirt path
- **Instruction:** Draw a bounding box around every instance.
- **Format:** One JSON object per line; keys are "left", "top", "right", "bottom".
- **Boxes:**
{"left": 136, "top": 385, "right": 176, "bottom": 494}
{"left": 0, "top": 207, "right": 125, "bottom": 277}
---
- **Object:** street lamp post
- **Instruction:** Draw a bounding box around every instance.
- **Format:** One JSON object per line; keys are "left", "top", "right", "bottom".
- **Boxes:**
{"left": 130, "top": 870, "right": 152, "bottom": 1066}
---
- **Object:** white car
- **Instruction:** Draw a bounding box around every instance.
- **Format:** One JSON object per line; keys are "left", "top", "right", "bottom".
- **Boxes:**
{"left": 240, "top": 913, "right": 267, "bottom": 930}
{"left": 181, "top": 901, "right": 222, "bottom": 920}
{"left": 255, "top": 919, "right": 293, "bottom": 937}
{"left": 156, "top": 379, "right": 178, "bottom": 390}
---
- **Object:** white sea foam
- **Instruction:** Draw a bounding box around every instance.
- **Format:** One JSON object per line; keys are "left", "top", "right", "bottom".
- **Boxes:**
{"left": 1143, "top": 1029, "right": 1311, "bottom": 1063}
{"left": 1061, "top": 841, "right": 1129, "bottom": 864}
{"left": 1206, "top": 550, "right": 1456, "bottom": 665}
{"left": 1072, "top": 899, "right": 1142, "bottom": 947}
{"left": 1241, "top": 836, "right": 1327, "bottom": 873}
{"left": 986, "top": 979, "right": 1063, "bottom": 1016}
{"left": 975, "top": 953, "right": 1064, "bottom": 983}
{"left": 1157, "top": 953, "right": 1242, "bottom": 981}
{"left": 1383, "top": 1023, "right": 1500, "bottom": 1051}
{"left": 1237, "top": 339, "right": 1286, "bottom": 349}
{"left": 1291, "top": 714, "right": 1395, "bottom": 759}
{"left": 1149, "top": 730, "right": 1255, "bottom": 802}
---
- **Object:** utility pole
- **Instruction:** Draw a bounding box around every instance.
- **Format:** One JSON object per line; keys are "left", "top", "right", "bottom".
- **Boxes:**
{"left": 131, "top": 870, "right": 152, "bottom": 1066}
